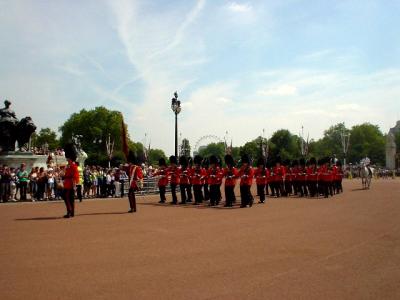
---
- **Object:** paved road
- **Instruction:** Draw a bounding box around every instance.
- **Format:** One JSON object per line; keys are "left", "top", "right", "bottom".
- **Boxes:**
{"left": 1, "top": 179, "right": 399, "bottom": 300}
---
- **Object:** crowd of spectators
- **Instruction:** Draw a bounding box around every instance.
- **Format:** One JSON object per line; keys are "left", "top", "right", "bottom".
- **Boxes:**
{"left": 0, "top": 163, "right": 156, "bottom": 203}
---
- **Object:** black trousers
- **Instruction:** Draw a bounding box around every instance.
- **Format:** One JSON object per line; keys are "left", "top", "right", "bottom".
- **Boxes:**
{"left": 180, "top": 184, "right": 191, "bottom": 203}
{"left": 225, "top": 185, "right": 236, "bottom": 206}
{"left": 159, "top": 185, "right": 166, "bottom": 202}
{"left": 257, "top": 184, "right": 265, "bottom": 202}
{"left": 63, "top": 188, "right": 75, "bottom": 216}
{"left": 20, "top": 181, "right": 28, "bottom": 200}
{"left": 170, "top": 183, "right": 178, "bottom": 204}
{"left": 193, "top": 185, "right": 203, "bottom": 203}
{"left": 77, "top": 185, "right": 82, "bottom": 202}
{"left": 128, "top": 188, "right": 137, "bottom": 211}
{"left": 240, "top": 185, "right": 253, "bottom": 207}
{"left": 203, "top": 184, "right": 210, "bottom": 200}
{"left": 209, "top": 184, "right": 220, "bottom": 206}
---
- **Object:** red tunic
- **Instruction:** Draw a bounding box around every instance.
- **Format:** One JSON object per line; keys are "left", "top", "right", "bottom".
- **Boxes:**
{"left": 180, "top": 167, "right": 192, "bottom": 185}
{"left": 297, "top": 166, "right": 306, "bottom": 182}
{"left": 223, "top": 167, "right": 238, "bottom": 187}
{"left": 238, "top": 166, "right": 253, "bottom": 186}
{"left": 207, "top": 167, "right": 223, "bottom": 185}
{"left": 306, "top": 166, "right": 318, "bottom": 182}
{"left": 152, "top": 167, "right": 168, "bottom": 187}
{"left": 191, "top": 167, "right": 206, "bottom": 186}
{"left": 273, "top": 166, "right": 285, "bottom": 182}
{"left": 254, "top": 167, "right": 268, "bottom": 185}
{"left": 168, "top": 166, "right": 180, "bottom": 185}
{"left": 129, "top": 165, "right": 144, "bottom": 189}
{"left": 63, "top": 162, "right": 79, "bottom": 189}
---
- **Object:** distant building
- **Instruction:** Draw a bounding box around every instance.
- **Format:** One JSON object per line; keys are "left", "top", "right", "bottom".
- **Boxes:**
{"left": 386, "top": 120, "right": 400, "bottom": 169}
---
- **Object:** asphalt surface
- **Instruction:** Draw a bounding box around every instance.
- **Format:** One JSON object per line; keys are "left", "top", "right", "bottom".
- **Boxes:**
{"left": 1, "top": 179, "right": 399, "bottom": 300}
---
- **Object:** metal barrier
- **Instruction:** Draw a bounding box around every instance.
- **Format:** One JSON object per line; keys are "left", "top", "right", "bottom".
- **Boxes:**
{"left": 122, "top": 177, "right": 171, "bottom": 196}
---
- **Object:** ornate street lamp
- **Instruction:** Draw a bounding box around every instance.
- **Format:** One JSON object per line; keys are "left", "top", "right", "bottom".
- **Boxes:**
{"left": 171, "top": 91, "right": 181, "bottom": 157}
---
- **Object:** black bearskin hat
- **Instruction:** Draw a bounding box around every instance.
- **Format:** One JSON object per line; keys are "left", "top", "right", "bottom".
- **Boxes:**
{"left": 179, "top": 156, "right": 188, "bottom": 167}
{"left": 309, "top": 157, "right": 317, "bottom": 165}
{"left": 127, "top": 150, "right": 137, "bottom": 164}
{"left": 257, "top": 157, "right": 265, "bottom": 167}
{"left": 224, "top": 154, "right": 234, "bottom": 166}
{"left": 299, "top": 158, "right": 306, "bottom": 166}
{"left": 169, "top": 155, "right": 177, "bottom": 165}
{"left": 202, "top": 157, "right": 209, "bottom": 168}
{"left": 241, "top": 154, "right": 250, "bottom": 164}
{"left": 292, "top": 159, "right": 299, "bottom": 167}
{"left": 64, "top": 143, "right": 78, "bottom": 162}
{"left": 336, "top": 160, "right": 342, "bottom": 167}
{"left": 158, "top": 157, "right": 166, "bottom": 167}
{"left": 194, "top": 155, "right": 202, "bottom": 165}
{"left": 283, "top": 159, "right": 291, "bottom": 166}
{"left": 275, "top": 156, "right": 281, "bottom": 165}
{"left": 209, "top": 155, "right": 218, "bottom": 165}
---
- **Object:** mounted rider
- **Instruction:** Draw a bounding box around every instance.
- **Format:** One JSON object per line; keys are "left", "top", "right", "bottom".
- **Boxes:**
{"left": 360, "top": 156, "right": 372, "bottom": 176}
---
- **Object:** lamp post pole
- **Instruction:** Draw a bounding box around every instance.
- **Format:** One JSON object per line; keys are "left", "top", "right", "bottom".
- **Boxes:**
{"left": 171, "top": 92, "right": 181, "bottom": 157}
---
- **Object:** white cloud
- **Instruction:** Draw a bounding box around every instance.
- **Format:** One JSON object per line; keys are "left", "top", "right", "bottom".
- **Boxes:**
{"left": 226, "top": 2, "right": 252, "bottom": 13}
{"left": 258, "top": 84, "right": 298, "bottom": 96}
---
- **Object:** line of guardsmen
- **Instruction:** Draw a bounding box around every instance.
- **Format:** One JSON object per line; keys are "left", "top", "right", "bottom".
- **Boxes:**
{"left": 151, "top": 154, "right": 344, "bottom": 208}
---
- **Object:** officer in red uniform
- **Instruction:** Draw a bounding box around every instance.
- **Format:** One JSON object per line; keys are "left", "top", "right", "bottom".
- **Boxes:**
{"left": 272, "top": 157, "right": 285, "bottom": 198}
{"left": 254, "top": 157, "right": 268, "bottom": 203}
{"left": 297, "top": 158, "right": 307, "bottom": 197}
{"left": 334, "top": 161, "right": 343, "bottom": 193}
{"left": 179, "top": 156, "right": 191, "bottom": 204}
{"left": 191, "top": 155, "right": 206, "bottom": 205}
{"left": 202, "top": 158, "right": 210, "bottom": 201}
{"left": 306, "top": 157, "right": 318, "bottom": 197}
{"left": 152, "top": 158, "right": 168, "bottom": 203}
{"left": 62, "top": 144, "right": 80, "bottom": 218}
{"left": 283, "top": 159, "right": 292, "bottom": 196}
{"left": 127, "top": 151, "right": 143, "bottom": 212}
{"left": 167, "top": 155, "right": 180, "bottom": 204}
{"left": 223, "top": 154, "right": 237, "bottom": 207}
{"left": 291, "top": 160, "right": 299, "bottom": 196}
{"left": 207, "top": 155, "right": 222, "bottom": 206}
{"left": 238, "top": 154, "right": 254, "bottom": 207}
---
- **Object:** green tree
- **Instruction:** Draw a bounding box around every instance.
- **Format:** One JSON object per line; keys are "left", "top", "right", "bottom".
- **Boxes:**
{"left": 59, "top": 106, "right": 136, "bottom": 166}
{"left": 348, "top": 123, "right": 385, "bottom": 165}
{"left": 198, "top": 142, "right": 225, "bottom": 159}
{"left": 239, "top": 138, "right": 261, "bottom": 163}
{"left": 395, "top": 131, "right": 400, "bottom": 151}
{"left": 309, "top": 123, "right": 349, "bottom": 159}
{"left": 34, "top": 128, "right": 60, "bottom": 150}
{"left": 148, "top": 148, "right": 167, "bottom": 166}
{"left": 269, "top": 129, "right": 301, "bottom": 160}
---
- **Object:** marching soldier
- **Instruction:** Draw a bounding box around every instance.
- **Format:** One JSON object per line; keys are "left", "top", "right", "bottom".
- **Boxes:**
{"left": 207, "top": 155, "right": 222, "bottom": 206}
{"left": 179, "top": 156, "right": 191, "bottom": 204}
{"left": 191, "top": 155, "right": 206, "bottom": 205}
{"left": 168, "top": 155, "right": 180, "bottom": 204}
{"left": 298, "top": 158, "right": 307, "bottom": 197}
{"left": 238, "top": 154, "right": 254, "bottom": 207}
{"left": 306, "top": 157, "right": 318, "bottom": 197}
{"left": 62, "top": 144, "right": 80, "bottom": 218}
{"left": 334, "top": 160, "right": 343, "bottom": 193}
{"left": 202, "top": 158, "right": 210, "bottom": 201}
{"left": 127, "top": 151, "right": 143, "bottom": 213}
{"left": 223, "top": 154, "right": 237, "bottom": 207}
{"left": 272, "top": 157, "right": 285, "bottom": 198}
{"left": 283, "top": 159, "right": 292, "bottom": 196}
{"left": 152, "top": 158, "right": 168, "bottom": 203}
{"left": 254, "top": 157, "right": 268, "bottom": 203}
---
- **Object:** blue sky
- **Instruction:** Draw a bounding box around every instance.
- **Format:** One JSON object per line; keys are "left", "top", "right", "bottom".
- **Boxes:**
{"left": 1, "top": 0, "right": 399, "bottom": 154}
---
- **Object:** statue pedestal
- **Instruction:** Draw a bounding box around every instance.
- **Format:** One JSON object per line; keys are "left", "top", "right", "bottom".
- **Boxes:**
{"left": 0, "top": 152, "right": 66, "bottom": 170}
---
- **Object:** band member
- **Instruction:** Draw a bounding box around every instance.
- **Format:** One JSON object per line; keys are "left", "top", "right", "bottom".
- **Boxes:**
{"left": 306, "top": 157, "right": 318, "bottom": 197}
{"left": 127, "top": 151, "right": 143, "bottom": 212}
{"left": 168, "top": 155, "right": 180, "bottom": 204}
{"left": 297, "top": 158, "right": 307, "bottom": 197}
{"left": 202, "top": 158, "right": 210, "bottom": 201}
{"left": 152, "top": 158, "right": 168, "bottom": 203}
{"left": 254, "top": 157, "right": 268, "bottom": 203}
{"left": 283, "top": 159, "right": 292, "bottom": 196}
{"left": 238, "top": 154, "right": 254, "bottom": 208}
{"left": 223, "top": 154, "right": 237, "bottom": 207}
{"left": 272, "top": 157, "right": 285, "bottom": 198}
{"left": 62, "top": 144, "right": 80, "bottom": 218}
{"left": 179, "top": 156, "right": 191, "bottom": 204}
{"left": 207, "top": 155, "right": 222, "bottom": 206}
{"left": 191, "top": 155, "right": 206, "bottom": 205}
{"left": 334, "top": 160, "right": 343, "bottom": 193}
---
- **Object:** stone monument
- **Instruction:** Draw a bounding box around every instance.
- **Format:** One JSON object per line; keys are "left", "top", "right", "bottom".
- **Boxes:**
{"left": 0, "top": 100, "right": 46, "bottom": 169}
{"left": 386, "top": 121, "right": 400, "bottom": 170}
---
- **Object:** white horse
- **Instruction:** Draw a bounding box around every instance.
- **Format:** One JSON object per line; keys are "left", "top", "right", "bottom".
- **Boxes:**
{"left": 360, "top": 163, "right": 373, "bottom": 189}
